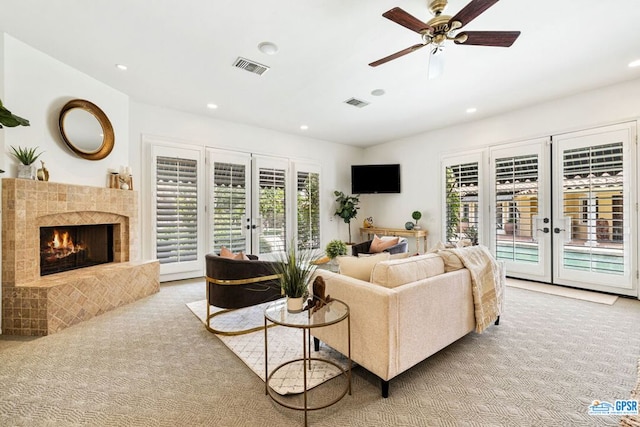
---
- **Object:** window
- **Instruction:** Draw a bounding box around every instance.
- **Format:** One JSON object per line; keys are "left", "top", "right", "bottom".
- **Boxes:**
{"left": 211, "top": 161, "right": 248, "bottom": 254}
{"left": 443, "top": 157, "right": 481, "bottom": 245}
{"left": 258, "top": 167, "right": 287, "bottom": 254}
{"left": 296, "top": 170, "right": 320, "bottom": 250}
{"left": 155, "top": 156, "right": 198, "bottom": 265}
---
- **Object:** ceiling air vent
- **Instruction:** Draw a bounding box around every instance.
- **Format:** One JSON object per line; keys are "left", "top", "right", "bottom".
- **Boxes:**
{"left": 344, "top": 97, "right": 370, "bottom": 108}
{"left": 233, "top": 57, "right": 269, "bottom": 75}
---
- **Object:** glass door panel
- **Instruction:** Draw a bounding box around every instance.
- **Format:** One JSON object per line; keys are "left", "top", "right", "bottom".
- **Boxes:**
{"left": 208, "top": 150, "right": 251, "bottom": 254}
{"left": 490, "top": 139, "right": 551, "bottom": 282}
{"left": 553, "top": 123, "right": 637, "bottom": 294}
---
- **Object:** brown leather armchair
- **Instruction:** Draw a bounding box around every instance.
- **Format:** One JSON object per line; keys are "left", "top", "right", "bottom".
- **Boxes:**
{"left": 205, "top": 253, "right": 282, "bottom": 335}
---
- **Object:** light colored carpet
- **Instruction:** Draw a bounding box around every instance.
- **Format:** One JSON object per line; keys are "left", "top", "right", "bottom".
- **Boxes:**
{"left": 1, "top": 277, "right": 639, "bottom": 426}
{"left": 186, "top": 299, "right": 350, "bottom": 395}
{"left": 506, "top": 278, "right": 619, "bottom": 305}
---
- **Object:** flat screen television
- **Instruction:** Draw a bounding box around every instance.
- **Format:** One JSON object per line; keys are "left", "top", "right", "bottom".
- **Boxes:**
{"left": 351, "top": 164, "right": 401, "bottom": 194}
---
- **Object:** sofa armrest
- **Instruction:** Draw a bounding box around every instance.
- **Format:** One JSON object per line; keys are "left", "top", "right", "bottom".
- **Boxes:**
{"left": 312, "top": 270, "right": 399, "bottom": 381}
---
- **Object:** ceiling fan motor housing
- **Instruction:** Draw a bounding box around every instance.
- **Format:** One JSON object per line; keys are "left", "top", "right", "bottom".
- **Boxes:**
{"left": 428, "top": 0, "right": 449, "bottom": 15}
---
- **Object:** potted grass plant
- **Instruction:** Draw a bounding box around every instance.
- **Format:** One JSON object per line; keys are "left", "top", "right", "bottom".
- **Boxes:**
{"left": 10, "top": 146, "right": 43, "bottom": 180}
{"left": 272, "top": 243, "right": 318, "bottom": 313}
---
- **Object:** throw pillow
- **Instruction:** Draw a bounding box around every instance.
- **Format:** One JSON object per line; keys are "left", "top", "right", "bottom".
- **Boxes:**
{"left": 337, "top": 252, "right": 390, "bottom": 281}
{"left": 437, "top": 249, "right": 464, "bottom": 272}
{"left": 220, "top": 247, "right": 250, "bottom": 261}
{"left": 219, "top": 246, "right": 235, "bottom": 259}
{"left": 369, "top": 235, "right": 400, "bottom": 253}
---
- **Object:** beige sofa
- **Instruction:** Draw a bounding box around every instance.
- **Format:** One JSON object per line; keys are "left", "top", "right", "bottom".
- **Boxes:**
{"left": 312, "top": 251, "right": 503, "bottom": 397}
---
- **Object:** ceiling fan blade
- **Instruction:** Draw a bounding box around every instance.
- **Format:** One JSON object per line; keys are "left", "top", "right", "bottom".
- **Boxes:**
{"left": 448, "top": 0, "right": 499, "bottom": 30}
{"left": 454, "top": 31, "right": 520, "bottom": 47}
{"left": 369, "top": 43, "right": 428, "bottom": 67}
{"left": 382, "top": 7, "right": 431, "bottom": 34}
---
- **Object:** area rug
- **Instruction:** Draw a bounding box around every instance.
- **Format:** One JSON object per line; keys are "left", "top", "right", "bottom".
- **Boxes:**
{"left": 506, "top": 278, "right": 619, "bottom": 305}
{"left": 186, "top": 300, "right": 350, "bottom": 395}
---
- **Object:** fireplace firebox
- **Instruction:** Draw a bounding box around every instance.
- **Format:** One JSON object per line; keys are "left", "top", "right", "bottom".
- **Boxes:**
{"left": 40, "top": 224, "right": 114, "bottom": 276}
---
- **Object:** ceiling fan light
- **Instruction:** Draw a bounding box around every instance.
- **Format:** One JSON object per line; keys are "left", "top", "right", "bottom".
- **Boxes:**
{"left": 428, "top": 47, "right": 444, "bottom": 80}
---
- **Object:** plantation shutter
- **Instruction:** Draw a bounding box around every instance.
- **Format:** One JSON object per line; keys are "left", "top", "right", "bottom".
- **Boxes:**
{"left": 561, "top": 142, "right": 624, "bottom": 273}
{"left": 212, "top": 161, "right": 247, "bottom": 254}
{"left": 297, "top": 170, "right": 320, "bottom": 250}
{"left": 156, "top": 156, "right": 198, "bottom": 264}
{"left": 258, "top": 167, "right": 286, "bottom": 254}
{"left": 444, "top": 161, "right": 480, "bottom": 244}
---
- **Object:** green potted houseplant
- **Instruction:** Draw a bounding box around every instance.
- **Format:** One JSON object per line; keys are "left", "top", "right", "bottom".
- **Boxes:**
{"left": 334, "top": 190, "right": 360, "bottom": 244}
{"left": 412, "top": 210, "right": 423, "bottom": 230}
{"left": 272, "top": 244, "right": 318, "bottom": 313}
{"left": 10, "top": 145, "right": 43, "bottom": 180}
{"left": 325, "top": 239, "right": 347, "bottom": 260}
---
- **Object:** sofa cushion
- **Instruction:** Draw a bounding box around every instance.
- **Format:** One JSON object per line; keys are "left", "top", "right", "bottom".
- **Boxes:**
{"left": 369, "top": 235, "right": 400, "bottom": 253}
{"left": 438, "top": 249, "right": 464, "bottom": 272}
{"left": 370, "top": 253, "right": 445, "bottom": 289}
{"left": 338, "top": 252, "right": 390, "bottom": 281}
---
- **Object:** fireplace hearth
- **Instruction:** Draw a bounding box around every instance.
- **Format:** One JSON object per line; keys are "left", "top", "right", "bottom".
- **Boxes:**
{"left": 2, "top": 179, "right": 159, "bottom": 336}
{"left": 40, "top": 224, "right": 114, "bottom": 276}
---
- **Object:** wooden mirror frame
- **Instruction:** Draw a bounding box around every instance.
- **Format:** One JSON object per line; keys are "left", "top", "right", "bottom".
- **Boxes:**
{"left": 59, "top": 99, "right": 114, "bottom": 161}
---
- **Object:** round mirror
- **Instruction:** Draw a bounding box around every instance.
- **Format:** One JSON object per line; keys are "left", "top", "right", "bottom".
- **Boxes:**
{"left": 59, "top": 99, "right": 114, "bottom": 160}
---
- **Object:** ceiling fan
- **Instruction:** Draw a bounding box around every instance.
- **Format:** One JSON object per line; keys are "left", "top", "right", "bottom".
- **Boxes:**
{"left": 369, "top": 0, "right": 521, "bottom": 76}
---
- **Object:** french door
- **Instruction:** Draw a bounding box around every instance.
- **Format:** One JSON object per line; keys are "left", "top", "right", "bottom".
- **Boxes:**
{"left": 490, "top": 123, "right": 637, "bottom": 295}
{"left": 208, "top": 150, "right": 290, "bottom": 258}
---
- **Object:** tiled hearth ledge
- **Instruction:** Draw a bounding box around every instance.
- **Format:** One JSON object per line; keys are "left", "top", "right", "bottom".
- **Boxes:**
{"left": 2, "top": 179, "right": 160, "bottom": 336}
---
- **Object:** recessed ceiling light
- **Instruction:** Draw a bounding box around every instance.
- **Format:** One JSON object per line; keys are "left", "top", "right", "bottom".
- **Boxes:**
{"left": 115, "top": 64, "right": 128, "bottom": 71}
{"left": 207, "top": 103, "right": 218, "bottom": 109}
{"left": 466, "top": 107, "right": 477, "bottom": 114}
{"left": 371, "top": 89, "right": 385, "bottom": 96}
{"left": 629, "top": 59, "right": 640, "bottom": 68}
{"left": 300, "top": 125, "right": 308, "bottom": 130}
{"left": 258, "top": 41, "right": 279, "bottom": 55}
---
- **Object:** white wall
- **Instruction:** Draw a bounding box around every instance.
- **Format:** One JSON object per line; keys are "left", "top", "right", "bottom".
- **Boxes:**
{"left": 1, "top": 34, "right": 129, "bottom": 185}
{"left": 130, "top": 101, "right": 363, "bottom": 261}
{"left": 361, "top": 77, "right": 640, "bottom": 247}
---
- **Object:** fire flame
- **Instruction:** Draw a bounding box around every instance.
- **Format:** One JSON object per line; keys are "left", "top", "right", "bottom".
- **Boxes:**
{"left": 43, "top": 229, "right": 86, "bottom": 262}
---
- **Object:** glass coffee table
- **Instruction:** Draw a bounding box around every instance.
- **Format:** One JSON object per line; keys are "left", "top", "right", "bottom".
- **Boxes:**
{"left": 264, "top": 298, "right": 351, "bottom": 426}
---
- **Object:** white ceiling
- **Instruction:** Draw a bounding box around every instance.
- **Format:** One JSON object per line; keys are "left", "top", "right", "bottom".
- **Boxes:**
{"left": 2, "top": 0, "right": 640, "bottom": 147}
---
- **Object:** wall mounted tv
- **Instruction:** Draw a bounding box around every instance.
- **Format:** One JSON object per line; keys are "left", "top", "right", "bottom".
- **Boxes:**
{"left": 351, "top": 164, "right": 401, "bottom": 194}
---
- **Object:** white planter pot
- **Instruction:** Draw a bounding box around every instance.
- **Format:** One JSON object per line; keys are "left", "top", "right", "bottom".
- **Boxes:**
{"left": 17, "top": 164, "right": 35, "bottom": 180}
{"left": 286, "top": 296, "right": 304, "bottom": 313}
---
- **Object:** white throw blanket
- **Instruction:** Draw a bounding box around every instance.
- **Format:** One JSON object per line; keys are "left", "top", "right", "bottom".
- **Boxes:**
{"left": 451, "top": 245, "right": 504, "bottom": 333}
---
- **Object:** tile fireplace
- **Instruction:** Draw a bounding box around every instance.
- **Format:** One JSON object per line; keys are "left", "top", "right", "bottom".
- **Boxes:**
{"left": 2, "top": 179, "right": 159, "bottom": 336}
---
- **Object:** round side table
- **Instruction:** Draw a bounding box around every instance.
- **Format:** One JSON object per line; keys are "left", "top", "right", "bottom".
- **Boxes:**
{"left": 264, "top": 298, "right": 351, "bottom": 426}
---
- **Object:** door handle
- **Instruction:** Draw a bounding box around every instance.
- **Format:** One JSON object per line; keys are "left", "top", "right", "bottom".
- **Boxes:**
{"left": 537, "top": 227, "right": 550, "bottom": 233}
{"left": 553, "top": 227, "right": 565, "bottom": 234}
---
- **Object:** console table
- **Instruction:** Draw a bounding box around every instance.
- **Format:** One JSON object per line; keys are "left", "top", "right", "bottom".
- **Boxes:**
{"left": 360, "top": 227, "right": 428, "bottom": 253}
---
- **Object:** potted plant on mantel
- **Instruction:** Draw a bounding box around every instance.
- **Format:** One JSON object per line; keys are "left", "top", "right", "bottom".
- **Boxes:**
{"left": 334, "top": 190, "right": 360, "bottom": 245}
{"left": 272, "top": 243, "right": 318, "bottom": 313}
{"left": 10, "top": 145, "right": 44, "bottom": 180}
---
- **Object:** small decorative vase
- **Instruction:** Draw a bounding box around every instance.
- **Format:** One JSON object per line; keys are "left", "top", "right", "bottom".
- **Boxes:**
{"left": 286, "top": 296, "right": 304, "bottom": 313}
{"left": 17, "top": 164, "right": 35, "bottom": 180}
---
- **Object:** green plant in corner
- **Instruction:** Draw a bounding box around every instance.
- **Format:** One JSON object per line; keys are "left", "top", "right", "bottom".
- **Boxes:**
{"left": 0, "top": 99, "right": 30, "bottom": 128}
{"left": 334, "top": 190, "right": 360, "bottom": 244}
{"left": 10, "top": 145, "right": 44, "bottom": 165}
{"left": 271, "top": 242, "right": 318, "bottom": 299}
{"left": 325, "top": 239, "right": 347, "bottom": 259}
